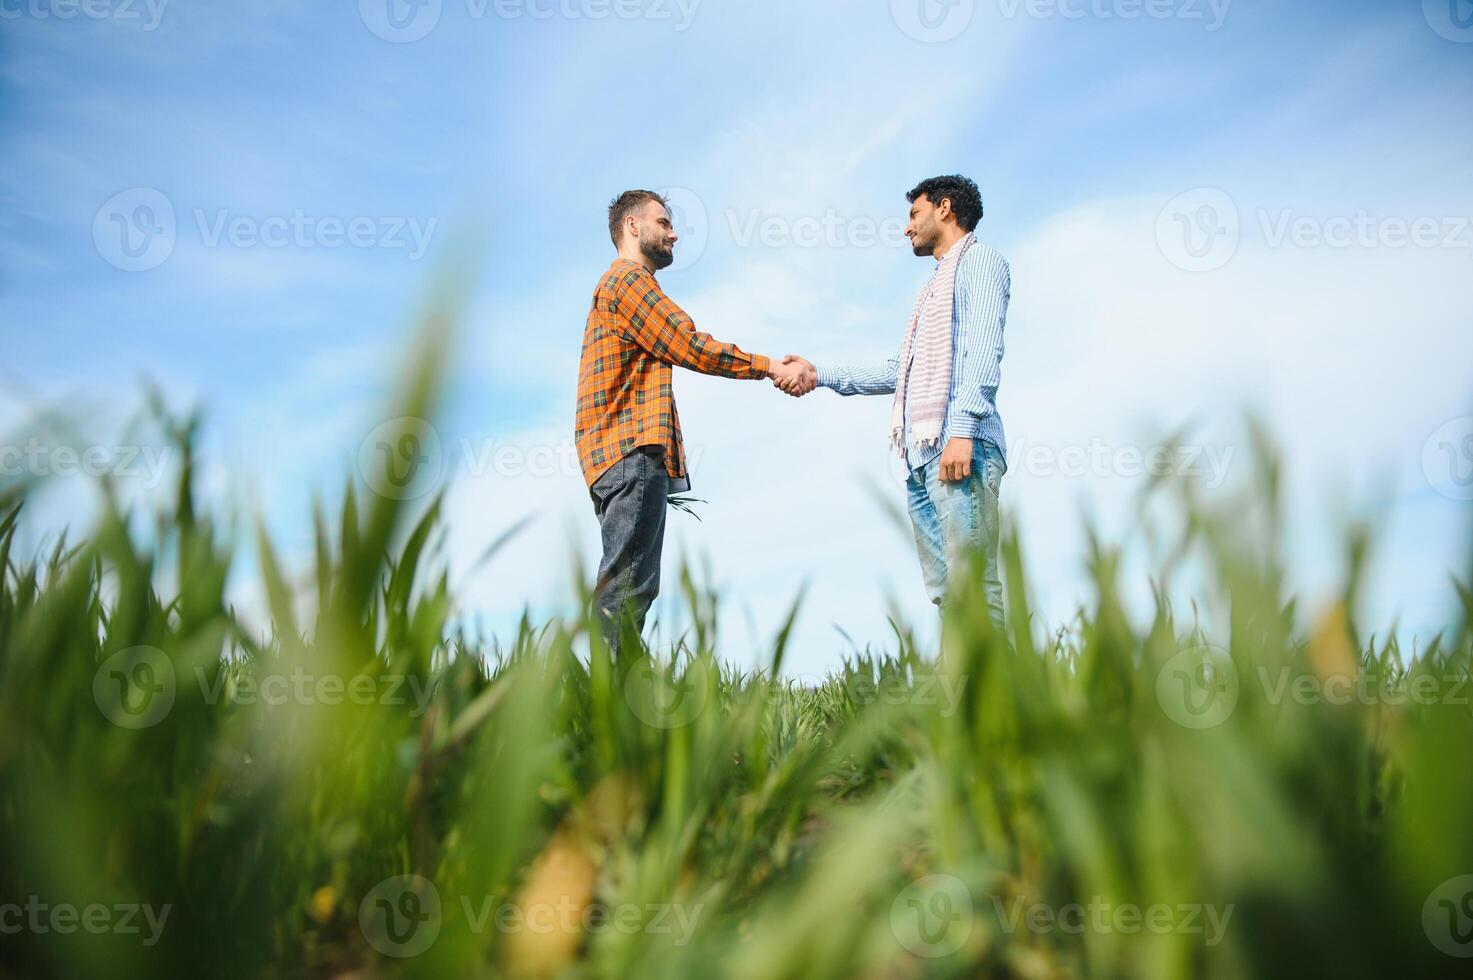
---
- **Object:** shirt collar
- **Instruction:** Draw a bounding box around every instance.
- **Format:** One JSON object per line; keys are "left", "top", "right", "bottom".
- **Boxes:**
{"left": 612, "top": 256, "right": 654, "bottom": 275}
{"left": 933, "top": 230, "right": 976, "bottom": 264}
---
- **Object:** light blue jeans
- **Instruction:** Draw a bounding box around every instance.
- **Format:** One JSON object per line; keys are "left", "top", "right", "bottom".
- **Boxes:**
{"left": 905, "top": 438, "right": 1006, "bottom": 631}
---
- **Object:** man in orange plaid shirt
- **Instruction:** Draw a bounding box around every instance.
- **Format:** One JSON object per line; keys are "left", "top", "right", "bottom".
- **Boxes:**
{"left": 576, "top": 189, "right": 810, "bottom": 647}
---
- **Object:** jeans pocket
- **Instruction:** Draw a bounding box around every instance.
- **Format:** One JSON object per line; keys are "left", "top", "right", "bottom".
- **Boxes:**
{"left": 590, "top": 455, "right": 629, "bottom": 506}
{"left": 974, "top": 441, "right": 1003, "bottom": 492}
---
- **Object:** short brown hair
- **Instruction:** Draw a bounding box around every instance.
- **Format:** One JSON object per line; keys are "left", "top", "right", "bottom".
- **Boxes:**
{"left": 607, "top": 189, "right": 668, "bottom": 245}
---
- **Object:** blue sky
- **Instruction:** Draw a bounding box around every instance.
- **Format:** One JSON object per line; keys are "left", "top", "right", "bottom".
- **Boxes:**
{"left": 3, "top": 0, "right": 1472, "bottom": 675}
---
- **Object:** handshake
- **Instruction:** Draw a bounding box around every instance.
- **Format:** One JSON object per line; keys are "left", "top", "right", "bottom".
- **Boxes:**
{"left": 769, "top": 355, "right": 819, "bottom": 398}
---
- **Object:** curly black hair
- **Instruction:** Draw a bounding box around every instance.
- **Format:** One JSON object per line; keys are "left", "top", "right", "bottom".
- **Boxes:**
{"left": 906, "top": 175, "right": 983, "bottom": 232}
{"left": 607, "top": 189, "right": 668, "bottom": 245}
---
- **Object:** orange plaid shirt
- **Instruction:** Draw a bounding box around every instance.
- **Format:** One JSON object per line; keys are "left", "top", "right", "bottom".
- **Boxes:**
{"left": 575, "top": 258, "right": 771, "bottom": 490}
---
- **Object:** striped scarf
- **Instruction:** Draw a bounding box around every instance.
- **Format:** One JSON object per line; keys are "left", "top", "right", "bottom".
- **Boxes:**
{"left": 890, "top": 232, "right": 975, "bottom": 457}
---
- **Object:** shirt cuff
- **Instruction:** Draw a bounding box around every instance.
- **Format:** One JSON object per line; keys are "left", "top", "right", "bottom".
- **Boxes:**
{"left": 947, "top": 414, "right": 982, "bottom": 439}
{"left": 751, "top": 353, "right": 772, "bottom": 379}
{"left": 815, "top": 365, "right": 837, "bottom": 388}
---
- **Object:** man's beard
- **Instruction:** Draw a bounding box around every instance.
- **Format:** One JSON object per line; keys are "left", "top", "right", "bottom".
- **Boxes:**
{"left": 911, "top": 233, "right": 937, "bottom": 257}
{"left": 640, "top": 238, "right": 675, "bottom": 270}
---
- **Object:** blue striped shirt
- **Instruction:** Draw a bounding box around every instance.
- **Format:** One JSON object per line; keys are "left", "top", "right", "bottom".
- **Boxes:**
{"left": 816, "top": 236, "right": 1011, "bottom": 472}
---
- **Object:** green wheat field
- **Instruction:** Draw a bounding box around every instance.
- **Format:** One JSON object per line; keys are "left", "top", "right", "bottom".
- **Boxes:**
{"left": 3, "top": 309, "right": 1471, "bottom": 979}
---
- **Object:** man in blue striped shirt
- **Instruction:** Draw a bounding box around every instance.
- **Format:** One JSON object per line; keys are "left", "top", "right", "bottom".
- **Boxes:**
{"left": 779, "top": 175, "right": 1011, "bottom": 631}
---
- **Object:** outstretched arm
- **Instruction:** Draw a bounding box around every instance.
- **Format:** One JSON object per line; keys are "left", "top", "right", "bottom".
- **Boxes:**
{"left": 773, "top": 343, "right": 902, "bottom": 397}
{"left": 816, "top": 354, "right": 900, "bottom": 396}
{"left": 615, "top": 268, "right": 773, "bottom": 380}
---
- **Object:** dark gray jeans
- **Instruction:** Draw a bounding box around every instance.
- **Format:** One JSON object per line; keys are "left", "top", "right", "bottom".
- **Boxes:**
{"left": 590, "top": 446, "right": 668, "bottom": 648}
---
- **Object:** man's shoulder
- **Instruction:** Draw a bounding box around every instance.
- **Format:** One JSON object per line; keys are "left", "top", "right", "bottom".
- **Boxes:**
{"left": 601, "top": 259, "right": 655, "bottom": 291}
{"left": 960, "top": 240, "right": 1010, "bottom": 277}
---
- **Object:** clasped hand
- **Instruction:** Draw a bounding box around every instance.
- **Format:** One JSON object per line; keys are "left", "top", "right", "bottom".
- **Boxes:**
{"left": 770, "top": 355, "right": 817, "bottom": 398}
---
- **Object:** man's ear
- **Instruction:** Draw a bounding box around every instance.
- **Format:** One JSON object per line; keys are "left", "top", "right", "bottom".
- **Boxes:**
{"left": 936, "top": 196, "right": 954, "bottom": 224}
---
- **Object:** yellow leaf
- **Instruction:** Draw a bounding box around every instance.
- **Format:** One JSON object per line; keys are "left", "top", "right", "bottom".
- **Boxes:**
{"left": 503, "top": 829, "right": 598, "bottom": 979}
{"left": 309, "top": 885, "right": 336, "bottom": 924}
{"left": 1308, "top": 602, "right": 1357, "bottom": 687}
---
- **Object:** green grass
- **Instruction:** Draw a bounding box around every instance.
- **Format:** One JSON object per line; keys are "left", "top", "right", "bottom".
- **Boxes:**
{"left": 2, "top": 313, "right": 1471, "bottom": 979}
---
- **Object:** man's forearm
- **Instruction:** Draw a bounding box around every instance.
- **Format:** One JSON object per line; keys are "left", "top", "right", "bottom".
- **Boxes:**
{"left": 658, "top": 326, "right": 770, "bottom": 379}
{"left": 945, "top": 385, "right": 996, "bottom": 437}
{"left": 815, "top": 359, "right": 899, "bottom": 396}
